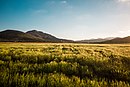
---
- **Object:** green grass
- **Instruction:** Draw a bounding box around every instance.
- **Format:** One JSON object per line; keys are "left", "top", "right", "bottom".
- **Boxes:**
{"left": 0, "top": 42, "right": 130, "bottom": 87}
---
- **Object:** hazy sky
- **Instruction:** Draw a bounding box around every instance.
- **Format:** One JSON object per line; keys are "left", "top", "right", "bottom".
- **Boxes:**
{"left": 0, "top": 0, "right": 130, "bottom": 40}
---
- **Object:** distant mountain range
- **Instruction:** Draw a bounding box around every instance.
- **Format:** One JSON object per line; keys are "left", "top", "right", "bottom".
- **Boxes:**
{"left": 76, "top": 37, "right": 115, "bottom": 43}
{"left": 0, "top": 29, "right": 130, "bottom": 43}
{"left": 99, "top": 36, "right": 130, "bottom": 44}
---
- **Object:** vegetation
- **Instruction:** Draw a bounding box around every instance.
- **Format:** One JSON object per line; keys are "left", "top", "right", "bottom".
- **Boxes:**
{"left": 100, "top": 36, "right": 130, "bottom": 44}
{"left": 0, "top": 30, "right": 73, "bottom": 42}
{"left": 0, "top": 43, "right": 130, "bottom": 87}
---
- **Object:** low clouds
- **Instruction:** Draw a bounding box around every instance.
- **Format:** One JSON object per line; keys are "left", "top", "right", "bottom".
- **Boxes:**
{"left": 119, "top": 30, "right": 130, "bottom": 33}
{"left": 61, "top": 1, "right": 67, "bottom": 4}
{"left": 47, "top": 0, "right": 67, "bottom": 5}
{"left": 118, "top": 0, "right": 130, "bottom": 2}
{"left": 116, "top": 0, "right": 130, "bottom": 4}
{"left": 48, "top": 1, "right": 55, "bottom": 4}
{"left": 118, "top": 29, "right": 130, "bottom": 37}
{"left": 48, "top": 0, "right": 67, "bottom": 4}
{"left": 32, "top": 9, "right": 48, "bottom": 15}
{"left": 35, "top": 10, "right": 47, "bottom": 14}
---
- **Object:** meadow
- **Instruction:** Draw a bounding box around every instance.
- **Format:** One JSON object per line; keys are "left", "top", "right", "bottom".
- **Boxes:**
{"left": 0, "top": 42, "right": 130, "bottom": 87}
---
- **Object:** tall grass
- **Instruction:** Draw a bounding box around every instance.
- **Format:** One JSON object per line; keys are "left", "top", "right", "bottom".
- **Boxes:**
{"left": 0, "top": 43, "right": 130, "bottom": 87}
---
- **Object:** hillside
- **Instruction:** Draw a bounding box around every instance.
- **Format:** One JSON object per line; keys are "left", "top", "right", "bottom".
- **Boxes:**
{"left": 0, "top": 29, "right": 130, "bottom": 43}
{"left": 0, "top": 30, "right": 43, "bottom": 42}
{"left": 101, "top": 36, "right": 130, "bottom": 44}
{"left": 77, "top": 37, "right": 115, "bottom": 43}
{"left": 26, "top": 30, "right": 61, "bottom": 42}
{"left": 0, "top": 30, "right": 73, "bottom": 42}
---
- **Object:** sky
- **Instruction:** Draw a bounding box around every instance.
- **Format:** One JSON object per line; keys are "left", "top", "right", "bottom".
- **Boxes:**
{"left": 0, "top": 0, "right": 130, "bottom": 40}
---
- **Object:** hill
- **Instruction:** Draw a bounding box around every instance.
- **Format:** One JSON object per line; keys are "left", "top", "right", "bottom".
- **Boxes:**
{"left": 26, "top": 30, "right": 61, "bottom": 42}
{"left": 101, "top": 36, "right": 130, "bottom": 44}
{"left": 0, "top": 30, "right": 73, "bottom": 42}
{"left": 0, "top": 30, "right": 43, "bottom": 42}
{"left": 76, "top": 37, "right": 115, "bottom": 43}
{"left": 0, "top": 29, "right": 130, "bottom": 43}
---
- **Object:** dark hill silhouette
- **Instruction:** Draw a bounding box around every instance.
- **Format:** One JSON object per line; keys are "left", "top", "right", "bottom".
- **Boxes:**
{"left": 26, "top": 30, "right": 60, "bottom": 42}
{"left": 0, "top": 30, "right": 73, "bottom": 42}
{"left": 26, "top": 30, "right": 73, "bottom": 42}
{"left": 0, "top": 30, "right": 43, "bottom": 42}
{"left": 101, "top": 36, "right": 130, "bottom": 44}
{"left": 0, "top": 29, "right": 130, "bottom": 43}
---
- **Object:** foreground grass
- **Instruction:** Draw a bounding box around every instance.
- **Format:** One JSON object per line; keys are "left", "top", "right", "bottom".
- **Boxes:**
{"left": 0, "top": 42, "right": 130, "bottom": 87}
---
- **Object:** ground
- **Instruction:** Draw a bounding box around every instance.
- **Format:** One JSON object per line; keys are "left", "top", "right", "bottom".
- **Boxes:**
{"left": 0, "top": 43, "right": 130, "bottom": 87}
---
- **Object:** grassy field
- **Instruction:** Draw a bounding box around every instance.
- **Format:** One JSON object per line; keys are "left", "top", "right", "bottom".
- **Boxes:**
{"left": 0, "top": 42, "right": 130, "bottom": 87}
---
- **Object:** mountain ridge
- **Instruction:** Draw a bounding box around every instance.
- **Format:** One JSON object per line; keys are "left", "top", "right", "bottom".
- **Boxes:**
{"left": 76, "top": 37, "right": 115, "bottom": 43}
{"left": 100, "top": 36, "right": 130, "bottom": 44}
{"left": 0, "top": 30, "right": 73, "bottom": 42}
{"left": 0, "top": 29, "right": 130, "bottom": 43}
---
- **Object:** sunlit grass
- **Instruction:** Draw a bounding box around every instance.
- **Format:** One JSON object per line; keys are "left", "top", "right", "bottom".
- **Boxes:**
{"left": 0, "top": 42, "right": 130, "bottom": 87}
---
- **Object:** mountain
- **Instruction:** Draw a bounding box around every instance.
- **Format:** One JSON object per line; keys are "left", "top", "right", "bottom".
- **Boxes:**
{"left": 26, "top": 30, "right": 61, "bottom": 42}
{"left": 101, "top": 36, "right": 130, "bottom": 44}
{"left": 26, "top": 30, "right": 73, "bottom": 42}
{"left": 0, "top": 29, "right": 130, "bottom": 43}
{"left": 0, "top": 30, "right": 43, "bottom": 42}
{"left": 77, "top": 37, "right": 115, "bottom": 43}
{"left": 0, "top": 30, "right": 73, "bottom": 42}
